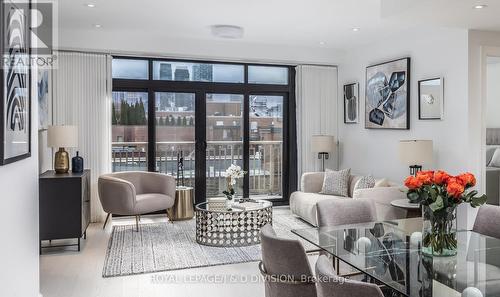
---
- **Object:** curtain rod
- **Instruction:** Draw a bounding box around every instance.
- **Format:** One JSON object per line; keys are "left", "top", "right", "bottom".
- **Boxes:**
{"left": 56, "top": 48, "right": 339, "bottom": 68}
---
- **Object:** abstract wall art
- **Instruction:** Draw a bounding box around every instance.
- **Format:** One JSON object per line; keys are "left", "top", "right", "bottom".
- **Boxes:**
{"left": 1, "top": 1, "right": 32, "bottom": 165}
{"left": 418, "top": 77, "right": 443, "bottom": 120}
{"left": 344, "top": 83, "right": 359, "bottom": 124}
{"left": 365, "top": 58, "right": 410, "bottom": 129}
{"left": 38, "top": 69, "right": 51, "bottom": 130}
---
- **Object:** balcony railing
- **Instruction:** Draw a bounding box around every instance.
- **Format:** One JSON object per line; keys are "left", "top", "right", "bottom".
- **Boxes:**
{"left": 111, "top": 140, "right": 283, "bottom": 199}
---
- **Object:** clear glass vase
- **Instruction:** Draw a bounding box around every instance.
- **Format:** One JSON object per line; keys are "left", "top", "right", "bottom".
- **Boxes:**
{"left": 422, "top": 204, "right": 457, "bottom": 257}
{"left": 225, "top": 197, "right": 233, "bottom": 210}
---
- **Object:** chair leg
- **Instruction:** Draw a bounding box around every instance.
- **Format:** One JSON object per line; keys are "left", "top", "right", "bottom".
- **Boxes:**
{"left": 135, "top": 215, "right": 139, "bottom": 232}
{"left": 103, "top": 213, "right": 111, "bottom": 230}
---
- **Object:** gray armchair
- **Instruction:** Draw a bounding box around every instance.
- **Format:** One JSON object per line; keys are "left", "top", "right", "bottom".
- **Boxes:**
{"left": 98, "top": 171, "right": 176, "bottom": 231}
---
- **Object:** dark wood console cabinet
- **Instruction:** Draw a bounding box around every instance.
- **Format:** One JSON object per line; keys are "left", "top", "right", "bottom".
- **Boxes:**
{"left": 39, "top": 170, "right": 90, "bottom": 253}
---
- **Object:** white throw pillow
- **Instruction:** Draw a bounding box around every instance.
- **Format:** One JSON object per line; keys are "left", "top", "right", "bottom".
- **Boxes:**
{"left": 320, "top": 168, "right": 350, "bottom": 197}
{"left": 354, "top": 175, "right": 376, "bottom": 191}
{"left": 490, "top": 148, "right": 500, "bottom": 168}
{"left": 374, "top": 178, "right": 390, "bottom": 188}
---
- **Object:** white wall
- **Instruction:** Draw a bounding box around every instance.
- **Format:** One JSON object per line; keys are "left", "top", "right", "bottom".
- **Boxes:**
{"left": 338, "top": 27, "right": 469, "bottom": 180}
{"left": 0, "top": 73, "right": 40, "bottom": 296}
{"left": 338, "top": 27, "right": 471, "bottom": 227}
{"left": 486, "top": 61, "right": 500, "bottom": 128}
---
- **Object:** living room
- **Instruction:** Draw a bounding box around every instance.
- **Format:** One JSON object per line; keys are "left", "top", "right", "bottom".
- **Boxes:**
{"left": 3, "top": 1, "right": 500, "bottom": 297}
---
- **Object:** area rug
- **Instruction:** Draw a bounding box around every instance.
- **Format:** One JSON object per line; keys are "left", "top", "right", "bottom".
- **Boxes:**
{"left": 102, "top": 209, "right": 314, "bottom": 277}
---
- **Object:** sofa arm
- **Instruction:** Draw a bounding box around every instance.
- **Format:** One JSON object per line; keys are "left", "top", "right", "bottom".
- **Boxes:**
{"left": 352, "top": 186, "right": 405, "bottom": 203}
{"left": 301, "top": 172, "right": 325, "bottom": 193}
{"left": 352, "top": 186, "right": 407, "bottom": 220}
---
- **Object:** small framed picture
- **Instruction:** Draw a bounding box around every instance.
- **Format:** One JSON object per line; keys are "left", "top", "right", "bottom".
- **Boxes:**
{"left": 344, "top": 83, "right": 359, "bottom": 124}
{"left": 418, "top": 77, "right": 444, "bottom": 120}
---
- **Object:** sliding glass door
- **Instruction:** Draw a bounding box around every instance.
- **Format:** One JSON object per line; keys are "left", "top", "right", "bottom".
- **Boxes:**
{"left": 112, "top": 57, "right": 296, "bottom": 205}
{"left": 249, "top": 95, "right": 284, "bottom": 199}
{"left": 155, "top": 92, "right": 196, "bottom": 187}
{"left": 205, "top": 94, "right": 244, "bottom": 198}
{"left": 111, "top": 91, "right": 149, "bottom": 172}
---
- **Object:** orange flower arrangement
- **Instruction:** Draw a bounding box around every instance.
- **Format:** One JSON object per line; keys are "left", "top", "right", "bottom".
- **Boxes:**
{"left": 405, "top": 170, "right": 486, "bottom": 257}
{"left": 433, "top": 170, "right": 451, "bottom": 185}
{"left": 404, "top": 170, "right": 486, "bottom": 210}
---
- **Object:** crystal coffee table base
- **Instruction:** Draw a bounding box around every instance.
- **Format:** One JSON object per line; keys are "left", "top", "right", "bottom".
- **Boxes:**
{"left": 195, "top": 203, "right": 272, "bottom": 247}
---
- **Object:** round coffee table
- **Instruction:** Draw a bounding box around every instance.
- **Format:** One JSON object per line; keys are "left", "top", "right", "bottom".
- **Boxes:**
{"left": 195, "top": 200, "right": 272, "bottom": 247}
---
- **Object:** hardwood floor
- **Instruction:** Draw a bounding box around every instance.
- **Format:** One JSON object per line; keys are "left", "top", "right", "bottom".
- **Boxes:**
{"left": 40, "top": 210, "right": 313, "bottom": 297}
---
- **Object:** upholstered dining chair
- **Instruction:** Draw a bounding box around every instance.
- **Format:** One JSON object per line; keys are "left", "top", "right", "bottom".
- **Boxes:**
{"left": 473, "top": 204, "right": 500, "bottom": 239}
{"left": 316, "top": 255, "right": 384, "bottom": 297}
{"left": 316, "top": 198, "right": 377, "bottom": 228}
{"left": 98, "top": 171, "right": 176, "bottom": 231}
{"left": 316, "top": 198, "right": 377, "bottom": 274}
{"left": 259, "top": 224, "right": 317, "bottom": 297}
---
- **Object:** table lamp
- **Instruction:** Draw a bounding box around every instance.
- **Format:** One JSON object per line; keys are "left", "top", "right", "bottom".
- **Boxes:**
{"left": 311, "top": 135, "right": 335, "bottom": 172}
{"left": 399, "top": 140, "right": 433, "bottom": 176}
{"left": 48, "top": 125, "right": 78, "bottom": 173}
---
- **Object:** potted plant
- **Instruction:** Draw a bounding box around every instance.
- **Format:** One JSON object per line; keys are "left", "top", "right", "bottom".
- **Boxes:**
{"left": 404, "top": 170, "right": 487, "bottom": 256}
{"left": 223, "top": 164, "right": 246, "bottom": 209}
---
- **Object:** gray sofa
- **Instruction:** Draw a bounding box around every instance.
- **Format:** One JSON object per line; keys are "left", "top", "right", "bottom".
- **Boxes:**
{"left": 290, "top": 172, "right": 407, "bottom": 226}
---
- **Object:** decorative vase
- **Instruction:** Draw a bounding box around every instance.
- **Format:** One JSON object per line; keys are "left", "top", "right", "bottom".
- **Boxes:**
{"left": 422, "top": 204, "right": 457, "bottom": 257}
{"left": 225, "top": 197, "right": 233, "bottom": 210}
{"left": 71, "top": 151, "right": 84, "bottom": 173}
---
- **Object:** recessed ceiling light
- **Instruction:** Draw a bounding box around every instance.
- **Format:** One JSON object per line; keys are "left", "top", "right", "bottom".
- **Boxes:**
{"left": 211, "top": 25, "right": 244, "bottom": 39}
{"left": 93, "top": 24, "right": 102, "bottom": 28}
{"left": 319, "top": 41, "right": 326, "bottom": 45}
{"left": 86, "top": 3, "right": 96, "bottom": 8}
{"left": 352, "top": 27, "right": 360, "bottom": 32}
{"left": 473, "top": 4, "right": 487, "bottom": 9}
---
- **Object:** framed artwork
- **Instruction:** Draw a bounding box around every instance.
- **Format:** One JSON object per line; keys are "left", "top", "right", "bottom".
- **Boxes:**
{"left": 0, "top": 1, "right": 32, "bottom": 165}
{"left": 344, "top": 83, "right": 359, "bottom": 124}
{"left": 38, "top": 69, "right": 51, "bottom": 130}
{"left": 365, "top": 57, "right": 410, "bottom": 130}
{"left": 418, "top": 77, "right": 443, "bottom": 120}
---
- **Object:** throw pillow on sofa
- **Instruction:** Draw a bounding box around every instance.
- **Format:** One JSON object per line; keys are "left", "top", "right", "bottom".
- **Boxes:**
{"left": 354, "top": 175, "right": 376, "bottom": 191}
{"left": 374, "top": 178, "right": 390, "bottom": 187}
{"left": 320, "top": 168, "right": 350, "bottom": 197}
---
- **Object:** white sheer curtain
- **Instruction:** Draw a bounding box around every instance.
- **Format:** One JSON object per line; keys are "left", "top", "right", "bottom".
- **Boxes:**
{"left": 296, "top": 65, "right": 338, "bottom": 183}
{"left": 52, "top": 51, "right": 112, "bottom": 223}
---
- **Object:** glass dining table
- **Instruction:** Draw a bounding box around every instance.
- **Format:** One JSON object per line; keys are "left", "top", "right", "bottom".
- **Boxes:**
{"left": 292, "top": 218, "right": 500, "bottom": 297}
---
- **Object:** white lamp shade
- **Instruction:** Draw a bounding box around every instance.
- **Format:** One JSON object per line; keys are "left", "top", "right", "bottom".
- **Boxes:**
{"left": 47, "top": 125, "right": 78, "bottom": 148}
{"left": 399, "top": 140, "right": 433, "bottom": 165}
{"left": 311, "top": 135, "right": 335, "bottom": 153}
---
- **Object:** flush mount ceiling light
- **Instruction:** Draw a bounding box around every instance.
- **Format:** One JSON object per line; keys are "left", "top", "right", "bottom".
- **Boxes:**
{"left": 85, "top": 3, "right": 96, "bottom": 8}
{"left": 352, "top": 27, "right": 360, "bottom": 32}
{"left": 319, "top": 41, "right": 326, "bottom": 45}
{"left": 473, "top": 4, "right": 487, "bottom": 9}
{"left": 93, "top": 24, "right": 102, "bottom": 28}
{"left": 211, "top": 25, "right": 244, "bottom": 39}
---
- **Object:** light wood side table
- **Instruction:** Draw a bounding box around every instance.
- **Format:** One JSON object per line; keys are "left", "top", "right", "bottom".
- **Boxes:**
{"left": 167, "top": 186, "right": 195, "bottom": 221}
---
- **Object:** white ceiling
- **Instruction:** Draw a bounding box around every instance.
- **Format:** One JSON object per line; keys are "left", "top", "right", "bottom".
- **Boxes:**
{"left": 58, "top": 0, "right": 500, "bottom": 51}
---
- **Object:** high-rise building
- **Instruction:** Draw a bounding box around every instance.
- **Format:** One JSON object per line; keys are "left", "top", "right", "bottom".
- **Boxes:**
{"left": 159, "top": 63, "right": 172, "bottom": 80}
{"left": 193, "top": 64, "right": 213, "bottom": 82}
{"left": 174, "top": 66, "right": 190, "bottom": 81}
